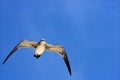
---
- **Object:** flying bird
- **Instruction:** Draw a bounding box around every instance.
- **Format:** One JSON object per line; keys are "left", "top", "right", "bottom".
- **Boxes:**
{"left": 2, "top": 39, "right": 72, "bottom": 75}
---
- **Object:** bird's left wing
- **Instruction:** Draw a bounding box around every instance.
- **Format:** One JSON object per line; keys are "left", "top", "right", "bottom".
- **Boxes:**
{"left": 2, "top": 40, "right": 37, "bottom": 64}
{"left": 45, "top": 43, "right": 72, "bottom": 75}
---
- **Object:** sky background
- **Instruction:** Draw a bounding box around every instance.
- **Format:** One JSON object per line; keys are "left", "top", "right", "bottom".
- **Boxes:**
{"left": 0, "top": 0, "right": 119, "bottom": 80}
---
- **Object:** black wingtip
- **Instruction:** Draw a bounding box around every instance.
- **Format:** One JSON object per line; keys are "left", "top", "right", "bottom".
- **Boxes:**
{"left": 69, "top": 70, "right": 72, "bottom": 76}
{"left": 2, "top": 61, "right": 5, "bottom": 65}
{"left": 2, "top": 62, "right": 5, "bottom": 65}
{"left": 2, "top": 58, "right": 8, "bottom": 65}
{"left": 63, "top": 53, "right": 72, "bottom": 76}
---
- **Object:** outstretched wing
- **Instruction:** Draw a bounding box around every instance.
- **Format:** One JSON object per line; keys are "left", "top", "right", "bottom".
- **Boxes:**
{"left": 2, "top": 40, "right": 37, "bottom": 64}
{"left": 45, "top": 43, "right": 72, "bottom": 75}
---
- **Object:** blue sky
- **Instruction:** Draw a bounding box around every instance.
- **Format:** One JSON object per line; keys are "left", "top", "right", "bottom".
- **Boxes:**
{"left": 0, "top": 0, "right": 119, "bottom": 80}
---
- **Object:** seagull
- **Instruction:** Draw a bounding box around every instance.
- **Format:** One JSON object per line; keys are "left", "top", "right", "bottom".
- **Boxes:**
{"left": 2, "top": 39, "right": 72, "bottom": 75}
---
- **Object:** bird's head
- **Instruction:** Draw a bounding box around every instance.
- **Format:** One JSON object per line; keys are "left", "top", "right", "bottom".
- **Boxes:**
{"left": 41, "top": 39, "right": 45, "bottom": 41}
{"left": 38, "top": 39, "right": 46, "bottom": 44}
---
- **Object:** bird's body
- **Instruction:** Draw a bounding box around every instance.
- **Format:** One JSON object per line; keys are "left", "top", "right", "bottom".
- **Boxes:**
{"left": 34, "top": 40, "right": 46, "bottom": 57}
{"left": 2, "top": 39, "right": 72, "bottom": 75}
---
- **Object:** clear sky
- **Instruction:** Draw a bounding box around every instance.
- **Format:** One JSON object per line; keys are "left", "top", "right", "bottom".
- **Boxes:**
{"left": 0, "top": 0, "right": 119, "bottom": 80}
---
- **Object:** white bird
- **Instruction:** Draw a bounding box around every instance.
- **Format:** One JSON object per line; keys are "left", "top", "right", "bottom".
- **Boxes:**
{"left": 2, "top": 39, "right": 72, "bottom": 75}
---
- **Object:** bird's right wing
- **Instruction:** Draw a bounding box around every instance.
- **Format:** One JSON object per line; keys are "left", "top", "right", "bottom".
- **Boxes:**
{"left": 45, "top": 43, "right": 72, "bottom": 75}
{"left": 2, "top": 40, "right": 37, "bottom": 64}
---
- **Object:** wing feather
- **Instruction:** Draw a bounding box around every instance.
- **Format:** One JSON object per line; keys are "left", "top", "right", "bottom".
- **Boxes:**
{"left": 45, "top": 43, "right": 72, "bottom": 75}
{"left": 2, "top": 40, "right": 37, "bottom": 64}
{"left": 63, "top": 51, "right": 72, "bottom": 75}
